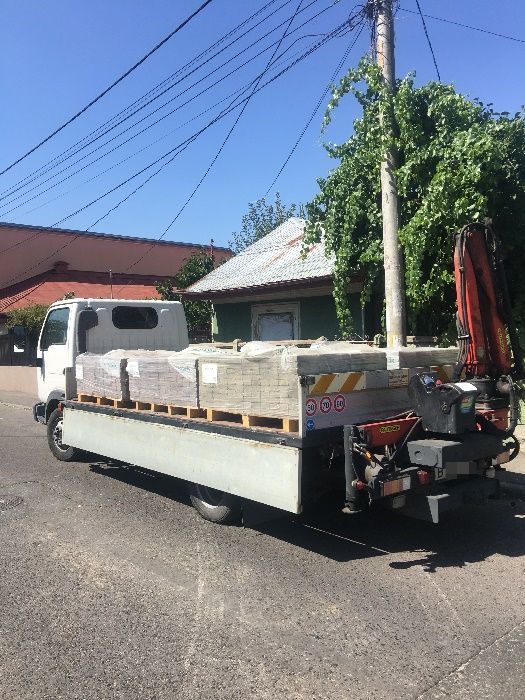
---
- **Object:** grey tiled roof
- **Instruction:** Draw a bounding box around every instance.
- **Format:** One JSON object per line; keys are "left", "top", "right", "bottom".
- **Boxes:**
{"left": 188, "top": 218, "right": 333, "bottom": 293}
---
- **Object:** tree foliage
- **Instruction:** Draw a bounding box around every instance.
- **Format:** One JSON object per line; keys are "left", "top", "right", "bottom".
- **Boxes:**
{"left": 229, "top": 192, "right": 297, "bottom": 253}
{"left": 156, "top": 252, "right": 216, "bottom": 339}
{"left": 6, "top": 304, "right": 49, "bottom": 339}
{"left": 305, "top": 59, "right": 525, "bottom": 337}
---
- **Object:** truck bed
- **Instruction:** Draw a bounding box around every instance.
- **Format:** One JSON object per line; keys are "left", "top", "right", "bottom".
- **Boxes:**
{"left": 63, "top": 400, "right": 334, "bottom": 514}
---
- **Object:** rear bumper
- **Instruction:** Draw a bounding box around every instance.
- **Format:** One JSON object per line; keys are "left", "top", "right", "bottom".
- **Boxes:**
{"left": 33, "top": 402, "right": 45, "bottom": 424}
{"left": 398, "top": 477, "right": 499, "bottom": 523}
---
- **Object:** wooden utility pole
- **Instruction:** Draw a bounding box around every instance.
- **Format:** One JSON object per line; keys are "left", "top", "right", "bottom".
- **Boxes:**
{"left": 374, "top": 0, "right": 406, "bottom": 347}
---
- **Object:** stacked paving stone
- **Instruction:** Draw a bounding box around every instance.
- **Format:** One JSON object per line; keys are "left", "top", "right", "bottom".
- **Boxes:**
{"left": 76, "top": 343, "right": 391, "bottom": 419}
{"left": 198, "top": 344, "right": 387, "bottom": 419}
{"left": 75, "top": 352, "right": 129, "bottom": 401}
{"left": 125, "top": 350, "right": 199, "bottom": 407}
{"left": 386, "top": 346, "right": 459, "bottom": 370}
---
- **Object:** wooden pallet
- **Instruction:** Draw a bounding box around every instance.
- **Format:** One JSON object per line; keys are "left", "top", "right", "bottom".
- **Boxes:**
{"left": 78, "top": 394, "right": 133, "bottom": 409}
{"left": 76, "top": 395, "right": 299, "bottom": 433}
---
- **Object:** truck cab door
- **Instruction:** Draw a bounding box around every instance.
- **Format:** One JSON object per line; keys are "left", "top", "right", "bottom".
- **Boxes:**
{"left": 37, "top": 306, "right": 72, "bottom": 400}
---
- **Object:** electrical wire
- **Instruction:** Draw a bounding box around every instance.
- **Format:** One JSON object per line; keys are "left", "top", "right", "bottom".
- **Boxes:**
{"left": 0, "top": 0, "right": 324, "bottom": 203}
{"left": 50, "top": 22, "right": 347, "bottom": 228}
{"left": 0, "top": 0, "right": 294, "bottom": 202}
{"left": 37, "top": 0, "right": 285, "bottom": 160}
{"left": 0, "top": 0, "right": 216, "bottom": 177}
{"left": 0, "top": 1, "right": 340, "bottom": 216}
{"left": 399, "top": 6, "right": 525, "bottom": 44}
{"left": 0, "top": 17, "right": 351, "bottom": 297}
{"left": 414, "top": 0, "right": 441, "bottom": 81}
{"left": 0, "top": 25, "right": 345, "bottom": 259}
{"left": 265, "top": 19, "right": 365, "bottom": 195}
{"left": 113, "top": 0, "right": 320, "bottom": 289}
{"left": 5, "top": 27, "right": 332, "bottom": 225}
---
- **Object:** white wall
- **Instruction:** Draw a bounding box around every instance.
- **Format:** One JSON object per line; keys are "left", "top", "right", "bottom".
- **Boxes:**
{"left": 0, "top": 366, "right": 38, "bottom": 396}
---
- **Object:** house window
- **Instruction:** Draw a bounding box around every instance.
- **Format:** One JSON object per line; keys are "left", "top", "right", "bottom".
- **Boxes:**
{"left": 251, "top": 303, "right": 299, "bottom": 341}
{"left": 112, "top": 306, "right": 158, "bottom": 329}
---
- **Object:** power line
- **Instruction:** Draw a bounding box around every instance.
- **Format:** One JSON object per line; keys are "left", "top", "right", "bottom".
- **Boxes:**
{"left": 399, "top": 6, "right": 525, "bottom": 44}
{"left": 52, "top": 17, "right": 346, "bottom": 230}
{"left": 0, "top": 0, "right": 320, "bottom": 203}
{"left": 0, "top": 19, "right": 348, "bottom": 283}
{"left": 265, "top": 20, "right": 365, "bottom": 195}
{"left": 414, "top": 0, "right": 440, "bottom": 80}
{"left": 115, "top": 0, "right": 310, "bottom": 291}
{"left": 0, "top": 0, "right": 216, "bottom": 177}
{"left": 8, "top": 21, "right": 349, "bottom": 225}
{"left": 1, "top": 1, "right": 339, "bottom": 216}
{"left": 42, "top": 0, "right": 285, "bottom": 159}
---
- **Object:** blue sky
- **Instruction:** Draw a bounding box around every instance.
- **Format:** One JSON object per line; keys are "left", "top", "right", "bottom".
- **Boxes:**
{"left": 1, "top": 0, "right": 524, "bottom": 249}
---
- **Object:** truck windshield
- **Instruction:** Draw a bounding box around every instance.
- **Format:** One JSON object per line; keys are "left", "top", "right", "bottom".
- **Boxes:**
{"left": 40, "top": 307, "right": 70, "bottom": 348}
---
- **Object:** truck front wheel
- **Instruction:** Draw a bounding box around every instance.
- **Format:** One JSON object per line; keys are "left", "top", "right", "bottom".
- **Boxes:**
{"left": 189, "top": 483, "right": 242, "bottom": 524}
{"left": 47, "top": 409, "right": 81, "bottom": 462}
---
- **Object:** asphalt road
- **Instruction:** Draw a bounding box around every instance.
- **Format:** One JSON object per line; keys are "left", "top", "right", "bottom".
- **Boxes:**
{"left": 1, "top": 403, "right": 524, "bottom": 700}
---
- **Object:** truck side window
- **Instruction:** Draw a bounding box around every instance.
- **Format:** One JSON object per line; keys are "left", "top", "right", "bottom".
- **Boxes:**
{"left": 40, "top": 307, "right": 70, "bottom": 348}
{"left": 112, "top": 306, "right": 158, "bottom": 329}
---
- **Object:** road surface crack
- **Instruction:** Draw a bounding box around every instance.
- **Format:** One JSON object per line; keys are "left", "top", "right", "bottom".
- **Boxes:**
{"left": 415, "top": 618, "right": 525, "bottom": 698}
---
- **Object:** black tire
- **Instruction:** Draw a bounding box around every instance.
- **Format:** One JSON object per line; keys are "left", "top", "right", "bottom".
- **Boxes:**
{"left": 189, "top": 483, "right": 242, "bottom": 524}
{"left": 47, "top": 409, "right": 81, "bottom": 462}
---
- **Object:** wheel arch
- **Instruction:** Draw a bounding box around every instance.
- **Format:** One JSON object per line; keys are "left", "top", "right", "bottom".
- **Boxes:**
{"left": 45, "top": 391, "right": 65, "bottom": 423}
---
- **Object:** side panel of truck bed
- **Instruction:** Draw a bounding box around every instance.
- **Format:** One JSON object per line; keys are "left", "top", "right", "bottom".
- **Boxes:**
{"left": 63, "top": 408, "right": 302, "bottom": 513}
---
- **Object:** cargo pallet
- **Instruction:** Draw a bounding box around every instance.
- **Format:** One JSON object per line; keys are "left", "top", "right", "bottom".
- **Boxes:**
{"left": 76, "top": 394, "right": 299, "bottom": 433}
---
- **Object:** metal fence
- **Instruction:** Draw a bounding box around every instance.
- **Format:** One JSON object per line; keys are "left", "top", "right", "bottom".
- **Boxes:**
{"left": 0, "top": 334, "right": 37, "bottom": 366}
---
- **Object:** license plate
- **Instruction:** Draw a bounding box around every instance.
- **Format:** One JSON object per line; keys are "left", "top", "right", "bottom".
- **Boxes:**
{"left": 382, "top": 476, "right": 411, "bottom": 497}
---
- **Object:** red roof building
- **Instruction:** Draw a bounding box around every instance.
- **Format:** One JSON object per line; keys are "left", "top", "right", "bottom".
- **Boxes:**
{"left": 0, "top": 222, "right": 231, "bottom": 320}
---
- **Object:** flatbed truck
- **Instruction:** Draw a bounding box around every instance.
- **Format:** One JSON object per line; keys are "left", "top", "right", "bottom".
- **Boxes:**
{"left": 34, "top": 222, "right": 522, "bottom": 526}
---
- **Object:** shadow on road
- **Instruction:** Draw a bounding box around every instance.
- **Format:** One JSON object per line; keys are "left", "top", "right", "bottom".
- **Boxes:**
{"left": 89, "top": 460, "right": 192, "bottom": 507}
{"left": 88, "top": 459, "right": 525, "bottom": 570}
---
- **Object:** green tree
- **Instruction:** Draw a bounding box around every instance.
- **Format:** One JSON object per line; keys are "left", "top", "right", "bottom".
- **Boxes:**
{"left": 229, "top": 192, "right": 297, "bottom": 253}
{"left": 6, "top": 304, "right": 49, "bottom": 344}
{"left": 156, "top": 252, "right": 216, "bottom": 340}
{"left": 305, "top": 59, "right": 525, "bottom": 338}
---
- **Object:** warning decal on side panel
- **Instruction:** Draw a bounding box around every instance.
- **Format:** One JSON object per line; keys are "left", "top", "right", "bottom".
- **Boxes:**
{"left": 305, "top": 398, "right": 317, "bottom": 417}
{"left": 333, "top": 394, "right": 346, "bottom": 413}
{"left": 319, "top": 396, "right": 332, "bottom": 414}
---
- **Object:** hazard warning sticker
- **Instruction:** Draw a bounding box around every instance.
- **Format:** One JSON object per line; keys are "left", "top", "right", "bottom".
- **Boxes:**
{"left": 319, "top": 396, "right": 332, "bottom": 414}
{"left": 333, "top": 394, "right": 346, "bottom": 413}
{"left": 305, "top": 398, "right": 317, "bottom": 416}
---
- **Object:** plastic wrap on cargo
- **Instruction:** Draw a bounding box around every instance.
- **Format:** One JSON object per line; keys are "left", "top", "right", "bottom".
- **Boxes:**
{"left": 76, "top": 352, "right": 129, "bottom": 400}
{"left": 386, "top": 346, "right": 459, "bottom": 370}
{"left": 125, "top": 350, "right": 199, "bottom": 407}
{"left": 198, "top": 342, "right": 388, "bottom": 418}
{"left": 198, "top": 352, "right": 297, "bottom": 417}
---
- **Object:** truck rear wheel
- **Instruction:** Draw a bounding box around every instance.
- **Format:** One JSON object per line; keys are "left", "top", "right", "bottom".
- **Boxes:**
{"left": 189, "top": 483, "right": 242, "bottom": 524}
{"left": 47, "top": 409, "right": 81, "bottom": 462}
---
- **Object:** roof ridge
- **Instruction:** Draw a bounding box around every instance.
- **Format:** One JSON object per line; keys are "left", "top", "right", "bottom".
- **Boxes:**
{"left": 0, "top": 221, "right": 231, "bottom": 252}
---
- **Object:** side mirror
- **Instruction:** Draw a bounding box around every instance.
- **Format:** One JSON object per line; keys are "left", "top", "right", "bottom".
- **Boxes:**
{"left": 35, "top": 358, "right": 43, "bottom": 368}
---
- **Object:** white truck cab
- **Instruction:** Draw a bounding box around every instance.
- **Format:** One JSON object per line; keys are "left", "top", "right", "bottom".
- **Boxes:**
{"left": 33, "top": 298, "right": 188, "bottom": 424}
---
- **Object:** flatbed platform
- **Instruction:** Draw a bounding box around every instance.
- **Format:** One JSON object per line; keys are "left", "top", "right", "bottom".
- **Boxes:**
{"left": 65, "top": 399, "right": 330, "bottom": 448}
{"left": 75, "top": 395, "right": 300, "bottom": 434}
